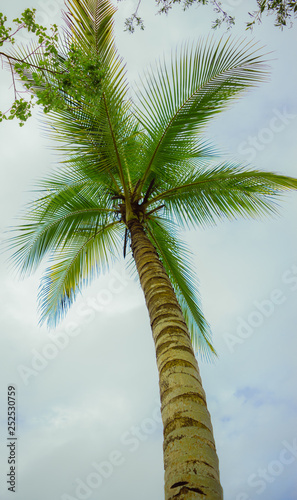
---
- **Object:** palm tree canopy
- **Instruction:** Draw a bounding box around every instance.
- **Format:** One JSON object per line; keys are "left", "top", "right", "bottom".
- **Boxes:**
{"left": 7, "top": 0, "right": 297, "bottom": 359}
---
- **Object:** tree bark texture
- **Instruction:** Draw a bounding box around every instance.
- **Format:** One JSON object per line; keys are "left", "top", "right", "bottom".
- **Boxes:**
{"left": 128, "top": 219, "right": 223, "bottom": 500}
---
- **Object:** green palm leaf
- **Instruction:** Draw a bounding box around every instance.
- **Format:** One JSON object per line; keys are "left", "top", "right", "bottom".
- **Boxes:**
{"left": 133, "top": 37, "right": 268, "bottom": 190}
{"left": 10, "top": 1, "right": 132, "bottom": 196}
{"left": 64, "top": 0, "right": 116, "bottom": 59}
{"left": 8, "top": 177, "right": 115, "bottom": 276}
{"left": 146, "top": 163, "right": 297, "bottom": 228}
{"left": 38, "top": 220, "right": 122, "bottom": 326}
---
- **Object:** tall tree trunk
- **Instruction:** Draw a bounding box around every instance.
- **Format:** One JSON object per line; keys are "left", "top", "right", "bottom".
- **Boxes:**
{"left": 128, "top": 219, "right": 223, "bottom": 500}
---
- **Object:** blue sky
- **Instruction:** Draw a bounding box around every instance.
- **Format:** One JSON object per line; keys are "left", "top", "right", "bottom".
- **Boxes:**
{"left": 0, "top": 1, "right": 296, "bottom": 499}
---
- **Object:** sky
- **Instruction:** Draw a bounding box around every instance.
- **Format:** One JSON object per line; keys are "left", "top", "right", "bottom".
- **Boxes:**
{"left": 0, "top": 1, "right": 297, "bottom": 499}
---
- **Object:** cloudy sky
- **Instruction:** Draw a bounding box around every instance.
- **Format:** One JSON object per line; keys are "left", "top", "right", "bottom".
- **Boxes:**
{"left": 0, "top": 1, "right": 297, "bottom": 499}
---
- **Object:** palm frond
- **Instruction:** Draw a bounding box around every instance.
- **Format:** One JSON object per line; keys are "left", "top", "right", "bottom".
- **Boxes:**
{"left": 146, "top": 163, "right": 297, "bottom": 228}
{"left": 32, "top": 169, "right": 113, "bottom": 217}
{"left": 133, "top": 37, "right": 268, "bottom": 190}
{"left": 10, "top": 1, "right": 132, "bottom": 195}
{"left": 38, "top": 220, "right": 122, "bottom": 326}
{"left": 8, "top": 181, "right": 115, "bottom": 277}
{"left": 64, "top": 0, "right": 116, "bottom": 59}
{"left": 46, "top": 101, "right": 132, "bottom": 194}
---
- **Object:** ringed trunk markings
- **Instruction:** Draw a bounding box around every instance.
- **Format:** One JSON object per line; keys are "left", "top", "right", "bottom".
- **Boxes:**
{"left": 128, "top": 219, "right": 223, "bottom": 500}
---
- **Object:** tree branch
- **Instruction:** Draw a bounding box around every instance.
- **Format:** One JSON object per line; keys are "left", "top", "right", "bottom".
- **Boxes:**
{"left": 0, "top": 52, "right": 65, "bottom": 76}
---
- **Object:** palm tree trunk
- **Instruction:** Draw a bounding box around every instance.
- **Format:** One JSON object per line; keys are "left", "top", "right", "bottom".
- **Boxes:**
{"left": 128, "top": 219, "right": 223, "bottom": 500}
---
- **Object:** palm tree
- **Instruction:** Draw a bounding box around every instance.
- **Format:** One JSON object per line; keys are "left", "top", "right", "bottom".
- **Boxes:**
{"left": 8, "top": 1, "right": 297, "bottom": 498}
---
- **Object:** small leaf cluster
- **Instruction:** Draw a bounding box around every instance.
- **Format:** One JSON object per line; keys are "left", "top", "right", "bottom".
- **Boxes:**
{"left": 0, "top": 8, "right": 59, "bottom": 123}
{"left": 124, "top": 14, "right": 145, "bottom": 33}
{"left": 14, "top": 45, "right": 107, "bottom": 114}
{"left": 1, "top": 8, "right": 106, "bottom": 124}
{"left": 119, "top": 0, "right": 297, "bottom": 31}
{"left": 0, "top": 8, "right": 58, "bottom": 46}
{"left": 58, "top": 45, "right": 107, "bottom": 103}
{"left": 0, "top": 98, "right": 33, "bottom": 126}
{"left": 0, "top": 13, "right": 12, "bottom": 46}
{"left": 247, "top": 0, "right": 297, "bottom": 29}
{"left": 212, "top": 2, "right": 235, "bottom": 30}
{"left": 12, "top": 8, "right": 59, "bottom": 48}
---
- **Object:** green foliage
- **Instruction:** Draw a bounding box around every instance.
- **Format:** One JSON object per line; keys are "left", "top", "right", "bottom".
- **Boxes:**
{"left": 0, "top": 13, "right": 12, "bottom": 46}
{"left": 4, "top": 1, "right": 297, "bottom": 358}
{"left": 0, "top": 97, "right": 33, "bottom": 126}
{"left": 0, "top": 9, "right": 38, "bottom": 46}
{"left": 0, "top": 8, "right": 61, "bottom": 123}
{"left": 132, "top": 39, "right": 268, "bottom": 194}
{"left": 0, "top": 1, "right": 117, "bottom": 124}
{"left": 119, "top": 0, "right": 297, "bottom": 32}
{"left": 124, "top": 13, "right": 145, "bottom": 33}
{"left": 15, "top": 44, "right": 107, "bottom": 113}
{"left": 247, "top": 0, "right": 297, "bottom": 28}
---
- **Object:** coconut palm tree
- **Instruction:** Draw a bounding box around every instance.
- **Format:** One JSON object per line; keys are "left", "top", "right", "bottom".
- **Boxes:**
{"left": 7, "top": 1, "right": 297, "bottom": 498}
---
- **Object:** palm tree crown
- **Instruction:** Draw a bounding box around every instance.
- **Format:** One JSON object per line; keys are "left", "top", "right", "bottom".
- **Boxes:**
{"left": 10, "top": 1, "right": 297, "bottom": 355}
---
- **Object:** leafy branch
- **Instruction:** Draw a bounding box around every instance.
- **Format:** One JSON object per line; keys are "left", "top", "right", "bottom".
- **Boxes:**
{"left": 118, "top": 0, "right": 297, "bottom": 32}
{"left": 120, "top": 0, "right": 145, "bottom": 33}
{"left": 0, "top": 8, "right": 60, "bottom": 125}
{"left": 247, "top": 0, "right": 297, "bottom": 29}
{"left": 0, "top": 8, "right": 107, "bottom": 125}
